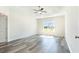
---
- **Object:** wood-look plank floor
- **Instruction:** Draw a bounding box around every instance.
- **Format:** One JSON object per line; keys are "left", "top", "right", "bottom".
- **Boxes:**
{"left": 0, "top": 35, "right": 70, "bottom": 53}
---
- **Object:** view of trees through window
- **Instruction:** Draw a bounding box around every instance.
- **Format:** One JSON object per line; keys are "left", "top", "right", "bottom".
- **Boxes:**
{"left": 43, "top": 20, "right": 55, "bottom": 33}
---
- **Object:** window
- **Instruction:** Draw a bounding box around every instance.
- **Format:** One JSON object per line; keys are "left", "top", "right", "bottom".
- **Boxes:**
{"left": 43, "top": 20, "right": 55, "bottom": 30}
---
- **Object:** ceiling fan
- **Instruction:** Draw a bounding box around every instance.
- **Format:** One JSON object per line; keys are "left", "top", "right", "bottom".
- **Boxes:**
{"left": 33, "top": 6, "right": 47, "bottom": 14}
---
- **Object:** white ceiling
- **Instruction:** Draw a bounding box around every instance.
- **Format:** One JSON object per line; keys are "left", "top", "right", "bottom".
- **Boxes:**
{"left": 29, "top": 6, "right": 65, "bottom": 18}
{"left": 8, "top": 6, "right": 65, "bottom": 18}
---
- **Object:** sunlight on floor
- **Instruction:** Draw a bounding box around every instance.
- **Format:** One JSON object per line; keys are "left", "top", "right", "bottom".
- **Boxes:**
{"left": 40, "top": 35, "right": 54, "bottom": 38}
{"left": 42, "top": 28, "right": 55, "bottom": 35}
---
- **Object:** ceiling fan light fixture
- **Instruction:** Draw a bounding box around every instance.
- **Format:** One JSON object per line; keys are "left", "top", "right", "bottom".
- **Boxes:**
{"left": 33, "top": 6, "right": 47, "bottom": 14}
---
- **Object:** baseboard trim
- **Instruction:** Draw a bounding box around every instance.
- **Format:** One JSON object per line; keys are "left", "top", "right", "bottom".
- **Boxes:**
{"left": 8, "top": 34, "right": 38, "bottom": 45}
{"left": 64, "top": 39, "right": 71, "bottom": 53}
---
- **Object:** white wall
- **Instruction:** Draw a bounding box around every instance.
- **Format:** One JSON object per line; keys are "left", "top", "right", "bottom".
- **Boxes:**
{"left": 0, "top": 6, "right": 37, "bottom": 42}
{"left": 37, "top": 16, "right": 65, "bottom": 37}
{"left": 8, "top": 7, "right": 37, "bottom": 41}
{"left": 52, "top": 16, "right": 65, "bottom": 37}
{"left": 65, "top": 7, "right": 79, "bottom": 53}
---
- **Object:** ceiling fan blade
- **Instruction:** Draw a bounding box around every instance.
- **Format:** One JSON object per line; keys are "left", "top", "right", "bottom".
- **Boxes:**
{"left": 34, "top": 12, "right": 37, "bottom": 13}
{"left": 42, "top": 11, "right": 47, "bottom": 13}
{"left": 33, "top": 9, "right": 38, "bottom": 11}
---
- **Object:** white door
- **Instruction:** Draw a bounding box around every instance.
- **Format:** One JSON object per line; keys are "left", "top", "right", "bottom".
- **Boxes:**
{"left": 0, "top": 15, "right": 7, "bottom": 45}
